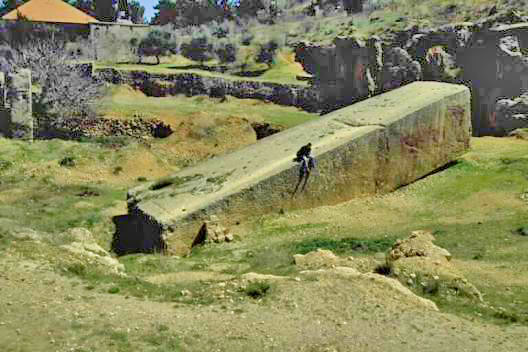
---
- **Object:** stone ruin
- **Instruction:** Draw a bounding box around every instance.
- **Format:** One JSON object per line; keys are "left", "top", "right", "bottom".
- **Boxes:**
{"left": 0, "top": 69, "right": 33, "bottom": 141}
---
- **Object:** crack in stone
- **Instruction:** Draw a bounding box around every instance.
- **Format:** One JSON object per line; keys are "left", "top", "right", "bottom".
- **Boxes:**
{"left": 334, "top": 118, "right": 387, "bottom": 128}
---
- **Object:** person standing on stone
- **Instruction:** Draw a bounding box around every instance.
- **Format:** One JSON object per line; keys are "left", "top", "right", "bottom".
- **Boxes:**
{"left": 292, "top": 143, "right": 316, "bottom": 195}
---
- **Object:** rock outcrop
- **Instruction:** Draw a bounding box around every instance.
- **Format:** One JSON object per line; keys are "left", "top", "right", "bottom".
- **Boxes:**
{"left": 494, "top": 92, "right": 528, "bottom": 135}
{"left": 387, "top": 230, "right": 483, "bottom": 301}
{"left": 60, "top": 228, "right": 125, "bottom": 275}
{"left": 293, "top": 249, "right": 340, "bottom": 269}
{"left": 294, "top": 10, "right": 528, "bottom": 136}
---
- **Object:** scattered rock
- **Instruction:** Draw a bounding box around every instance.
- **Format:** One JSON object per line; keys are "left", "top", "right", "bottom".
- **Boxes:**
{"left": 387, "top": 230, "right": 482, "bottom": 301}
{"left": 0, "top": 218, "right": 43, "bottom": 242}
{"left": 191, "top": 218, "right": 235, "bottom": 247}
{"left": 251, "top": 122, "right": 282, "bottom": 140}
{"left": 9, "top": 227, "right": 42, "bottom": 241}
{"left": 300, "top": 266, "right": 438, "bottom": 311}
{"left": 61, "top": 240, "right": 125, "bottom": 275}
{"left": 62, "top": 227, "right": 94, "bottom": 243}
{"left": 241, "top": 272, "right": 288, "bottom": 282}
{"left": 294, "top": 249, "right": 340, "bottom": 269}
{"left": 387, "top": 230, "right": 452, "bottom": 262}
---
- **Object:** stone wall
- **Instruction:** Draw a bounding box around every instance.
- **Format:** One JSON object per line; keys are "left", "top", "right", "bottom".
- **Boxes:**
{"left": 90, "top": 22, "right": 151, "bottom": 63}
{"left": 94, "top": 68, "right": 321, "bottom": 112}
{"left": 112, "top": 82, "right": 471, "bottom": 255}
{"left": 0, "top": 72, "right": 7, "bottom": 136}
{"left": 0, "top": 69, "right": 33, "bottom": 140}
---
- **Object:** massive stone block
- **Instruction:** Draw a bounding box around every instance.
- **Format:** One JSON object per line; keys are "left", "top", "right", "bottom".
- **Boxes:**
{"left": 113, "top": 82, "right": 471, "bottom": 256}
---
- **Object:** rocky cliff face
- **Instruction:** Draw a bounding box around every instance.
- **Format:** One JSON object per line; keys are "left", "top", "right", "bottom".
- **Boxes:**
{"left": 294, "top": 9, "right": 528, "bottom": 136}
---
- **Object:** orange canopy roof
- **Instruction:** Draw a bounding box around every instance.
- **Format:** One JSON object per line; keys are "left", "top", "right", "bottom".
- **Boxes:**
{"left": 2, "top": 0, "right": 98, "bottom": 24}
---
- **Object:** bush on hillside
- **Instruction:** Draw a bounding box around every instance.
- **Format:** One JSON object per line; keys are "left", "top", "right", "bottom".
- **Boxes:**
{"left": 136, "top": 30, "right": 174, "bottom": 64}
{"left": 181, "top": 35, "right": 214, "bottom": 64}
{"left": 256, "top": 39, "right": 281, "bottom": 66}
{"left": 214, "top": 40, "right": 239, "bottom": 65}
{"left": 0, "top": 40, "right": 102, "bottom": 125}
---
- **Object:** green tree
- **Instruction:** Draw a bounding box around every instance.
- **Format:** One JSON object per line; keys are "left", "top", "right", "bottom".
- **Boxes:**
{"left": 136, "top": 30, "right": 173, "bottom": 64}
{"left": 214, "top": 39, "right": 238, "bottom": 65}
{"left": 181, "top": 35, "right": 214, "bottom": 65}
{"left": 69, "top": 0, "right": 95, "bottom": 17}
{"left": 0, "top": 0, "right": 26, "bottom": 16}
{"left": 129, "top": 0, "right": 145, "bottom": 23}
{"left": 256, "top": 39, "right": 279, "bottom": 67}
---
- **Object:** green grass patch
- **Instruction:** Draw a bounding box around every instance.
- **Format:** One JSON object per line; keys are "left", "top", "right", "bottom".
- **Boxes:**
{"left": 244, "top": 281, "right": 271, "bottom": 299}
{"left": 95, "top": 46, "right": 308, "bottom": 86}
{"left": 97, "top": 85, "right": 317, "bottom": 129}
{"left": 294, "top": 236, "right": 396, "bottom": 255}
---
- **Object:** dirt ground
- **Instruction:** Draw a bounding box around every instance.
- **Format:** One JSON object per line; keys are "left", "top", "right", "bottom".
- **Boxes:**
{"left": 1, "top": 252, "right": 527, "bottom": 352}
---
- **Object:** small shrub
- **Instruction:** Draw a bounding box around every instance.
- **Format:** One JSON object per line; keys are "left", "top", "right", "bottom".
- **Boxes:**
{"left": 113, "top": 166, "right": 123, "bottom": 175}
{"left": 181, "top": 35, "right": 214, "bottom": 64}
{"left": 59, "top": 156, "right": 76, "bottom": 167}
{"left": 137, "top": 176, "right": 148, "bottom": 182}
{"left": 0, "top": 159, "right": 13, "bottom": 172}
{"left": 256, "top": 39, "right": 280, "bottom": 66}
{"left": 66, "top": 262, "right": 86, "bottom": 276}
{"left": 295, "top": 237, "right": 395, "bottom": 255}
{"left": 245, "top": 281, "right": 271, "bottom": 298}
{"left": 494, "top": 309, "right": 520, "bottom": 323}
{"left": 214, "top": 40, "right": 239, "bottom": 65}
{"left": 374, "top": 261, "right": 393, "bottom": 276}
{"left": 517, "top": 226, "right": 528, "bottom": 236}
{"left": 472, "top": 252, "right": 484, "bottom": 260}
{"left": 108, "top": 286, "right": 120, "bottom": 294}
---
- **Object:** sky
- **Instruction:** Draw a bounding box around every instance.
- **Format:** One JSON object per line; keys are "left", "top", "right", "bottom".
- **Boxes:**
{"left": 138, "top": 0, "right": 157, "bottom": 21}
{"left": 137, "top": 0, "right": 241, "bottom": 23}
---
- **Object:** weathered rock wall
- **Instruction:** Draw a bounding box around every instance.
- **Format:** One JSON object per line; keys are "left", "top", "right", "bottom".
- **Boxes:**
{"left": 94, "top": 68, "right": 321, "bottom": 112}
{"left": 294, "top": 10, "right": 528, "bottom": 136}
{"left": 113, "top": 82, "right": 471, "bottom": 256}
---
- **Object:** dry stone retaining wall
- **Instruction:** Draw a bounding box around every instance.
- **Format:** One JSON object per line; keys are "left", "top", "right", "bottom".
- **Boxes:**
{"left": 113, "top": 81, "right": 471, "bottom": 256}
{"left": 94, "top": 68, "right": 321, "bottom": 112}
